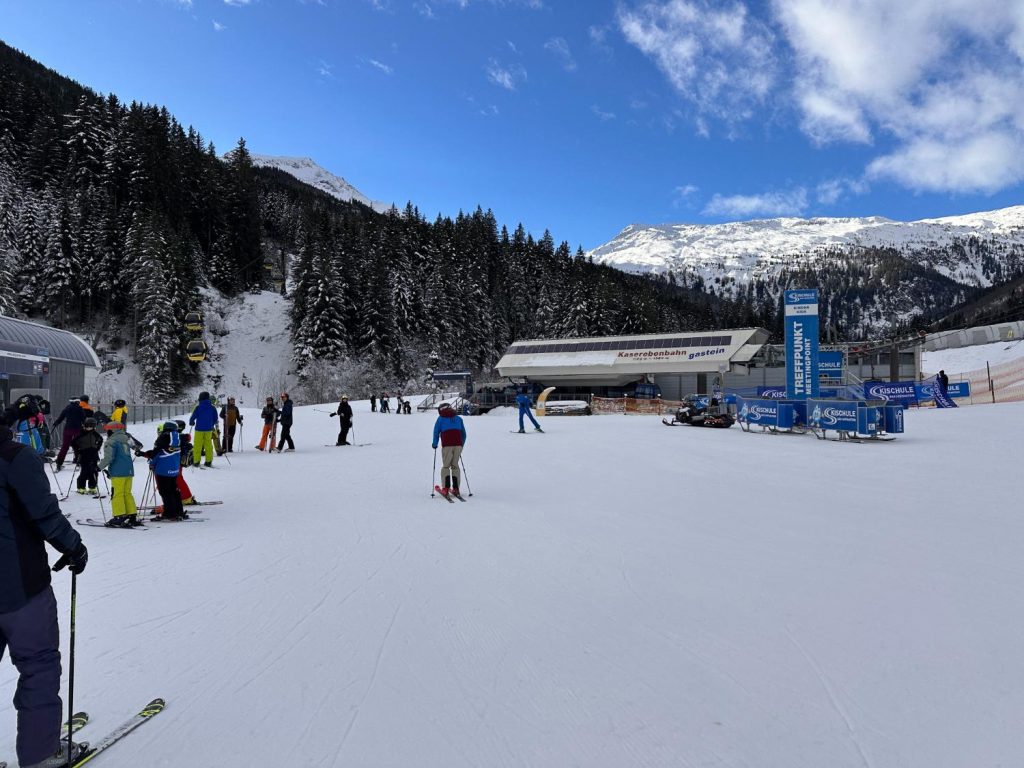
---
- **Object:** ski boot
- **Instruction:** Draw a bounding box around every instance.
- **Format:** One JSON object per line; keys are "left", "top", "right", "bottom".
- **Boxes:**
{"left": 22, "top": 740, "right": 87, "bottom": 768}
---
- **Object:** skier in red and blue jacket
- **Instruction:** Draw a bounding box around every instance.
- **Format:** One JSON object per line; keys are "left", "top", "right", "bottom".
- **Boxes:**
{"left": 431, "top": 402, "right": 466, "bottom": 497}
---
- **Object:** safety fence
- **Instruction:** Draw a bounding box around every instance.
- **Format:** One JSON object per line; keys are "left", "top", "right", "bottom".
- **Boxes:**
{"left": 951, "top": 357, "right": 1024, "bottom": 404}
{"left": 591, "top": 397, "right": 687, "bottom": 415}
{"left": 91, "top": 403, "right": 194, "bottom": 425}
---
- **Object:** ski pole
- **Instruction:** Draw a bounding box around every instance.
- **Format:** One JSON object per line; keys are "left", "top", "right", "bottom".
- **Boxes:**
{"left": 460, "top": 455, "right": 473, "bottom": 497}
{"left": 66, "top": 570, "right": 78, "bottom": 767}
{"left": 430, "top": 447, "right": 437, "bottom": 497}
{"left": 48, "top": 459, "right": 66, "bottom": 497}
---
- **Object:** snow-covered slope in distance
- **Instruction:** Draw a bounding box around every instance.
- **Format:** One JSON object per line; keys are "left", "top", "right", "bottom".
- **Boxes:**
{"left": 250, "top": 154, "right": 392, "bottom": 213}
{"left": 589, "top": 205, "right": 1024, "bottom": 289}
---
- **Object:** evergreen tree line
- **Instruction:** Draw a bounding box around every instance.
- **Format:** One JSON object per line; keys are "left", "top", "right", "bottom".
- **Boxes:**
{"left": 0, "top": 42, "right": 270, "bottom": 398}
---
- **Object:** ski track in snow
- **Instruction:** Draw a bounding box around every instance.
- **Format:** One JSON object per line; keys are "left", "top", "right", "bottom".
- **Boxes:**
{"left": 2, "top": 402, "right": 1023, "bottom": 766}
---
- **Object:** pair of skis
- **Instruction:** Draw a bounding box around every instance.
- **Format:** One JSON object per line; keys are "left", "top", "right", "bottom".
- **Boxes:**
{"left": 433, "top": 486, "right": 468, "bottom": 503}
{"left": 0, "top": 698, "right": 164, "bottom": 768}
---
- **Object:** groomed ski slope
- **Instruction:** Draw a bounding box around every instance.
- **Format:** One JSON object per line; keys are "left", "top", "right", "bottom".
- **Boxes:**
{"left": 3, "top": 402, "right": 1022, "bottom": 767}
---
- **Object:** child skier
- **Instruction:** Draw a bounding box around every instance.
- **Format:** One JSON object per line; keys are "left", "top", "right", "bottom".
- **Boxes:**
{"left": 71, "top": 417, "right": 103, "bottom": 496}
{"left": 256, "top": 396, "right": 279, "bottom": 451}
{"left": 431, "top": 402, "right": 467, "bottom": 498}
{"left": 145, "top": 422, "right": 184, "bottom": 520}
{"left": 98, "top": 421, "right": 139, "bottom": 526}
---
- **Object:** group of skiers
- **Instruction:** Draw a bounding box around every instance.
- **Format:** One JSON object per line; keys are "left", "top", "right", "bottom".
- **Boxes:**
{"left": 255, "top": 393, "right": 293, "bottom": 451}
{"left": 369, "top": 393, "right": 412, "bottom": 414}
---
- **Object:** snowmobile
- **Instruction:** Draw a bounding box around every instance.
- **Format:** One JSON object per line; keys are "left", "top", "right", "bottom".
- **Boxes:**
{"left": 662, "top": 397, "right": 735, "bottom": 428}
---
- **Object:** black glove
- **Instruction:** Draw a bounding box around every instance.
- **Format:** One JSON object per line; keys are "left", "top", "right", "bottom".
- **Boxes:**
{"left": 53, "top": 542, "right": 88, "bottom": 574}
{"left": 328, "top": 413, "right": 336, "bottom": 417}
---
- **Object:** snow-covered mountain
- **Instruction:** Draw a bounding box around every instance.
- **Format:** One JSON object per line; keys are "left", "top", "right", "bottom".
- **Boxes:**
{"left": 589, "top": 205, "right": 1024, "bottom": 290}
{"left": 250, "top": 154, "right": 392, "bottom": 213}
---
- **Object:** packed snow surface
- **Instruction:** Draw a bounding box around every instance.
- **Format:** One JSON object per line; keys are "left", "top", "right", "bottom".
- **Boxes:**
{"left": 3, "top": 402, "right": 1022, "bottom": 767}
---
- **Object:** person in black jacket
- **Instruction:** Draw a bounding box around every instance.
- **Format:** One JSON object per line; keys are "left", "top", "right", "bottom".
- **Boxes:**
{"left": 276, "top": 393, "right": 295, "bottom": 452}
{"left": 331, "top": 395, "right": 354, "bottom": 445}
{"left": 50, "top": 398, "right": 86, "bottom": 471}
{"left": 0, "top": 406, "right": 89, "bottom": 768}
{"left": 71, "top": 418, "right": 103, "bottom": 496}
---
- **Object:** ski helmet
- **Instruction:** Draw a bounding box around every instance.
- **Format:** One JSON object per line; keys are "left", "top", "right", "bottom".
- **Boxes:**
{"left": 438, "top": 402, "right": 450, "bottom": 411}
{"left": 163, "top": 421, "right": 179, "bottom": 433}
{"left": 79, "top": 394, "right": 90, "bottom": 403}
{"left": 341, "top": 395, "right": 349, "bottom": 400}
{"left": 114, "top": 398, "right": 126, "bottom": 408}
{"left": 266, "top": 396, "right": 274, "bottom": 404}
{"left": 83, "top": 417, "right": 96, "bottom": 429}
{"left": 175, "top": 420, "right": 187, "bottom": 432}
{"left": 198, "top": 391, "right": 210, "bottom": 401}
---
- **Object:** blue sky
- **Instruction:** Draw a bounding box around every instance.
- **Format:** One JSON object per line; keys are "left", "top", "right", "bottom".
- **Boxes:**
{"left": 2, "top": 0, "right": 1023, "bottom": 249}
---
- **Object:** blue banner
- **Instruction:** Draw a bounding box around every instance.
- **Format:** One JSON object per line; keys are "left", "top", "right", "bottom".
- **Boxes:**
{"left": 757, "top": 386, "right": 787, "bottom": 399}
{"left": 863, "top": 381, "right": 917, "bottom": 403}
{"left": 914, "top": 381, "right": 971, "bottom": 400}
{"left": 784, "top": 289, "right": 819, "bottom": 400}
{"left": 818, "top": 351, "right": 844, "bottom": 380}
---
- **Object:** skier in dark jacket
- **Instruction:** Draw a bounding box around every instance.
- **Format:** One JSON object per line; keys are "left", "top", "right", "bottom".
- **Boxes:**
{"left": 331, "top": 395, "right": 354, "bottom": 445}
{"left": 71, "top": 417, "right": 103, "bottom": 496}
{"left": 51, "top": 398, "right": 86, "bottom": 470}
{"left": 256, "top": 397, "right": 279, "bottom": 451}
{"left": 144, "top": 422, "right": 184, "bottom": 520}
{"left": 937, "top": 370, "right": 950, "bottom": 395}
{"left": 219, "top": 396, "right": 243, "bottom": 453}
{"left": 1, "top": 405, "right": 89, "bottom": 768}
{"left": 431, "top": 402, "right": 467, "bottom": 497}
{"left": 276, "top": 393, "right": 294, "bottom": 452}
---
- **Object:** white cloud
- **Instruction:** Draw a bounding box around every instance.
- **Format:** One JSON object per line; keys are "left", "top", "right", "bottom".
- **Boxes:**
{"left": 618, "top": 0, "right": 778, "bottom": 127}
{"left": 672, "top": 184, "right": 699, "bottom": 207}
{"left": 212, "top": 20, "right": 226, "bottom": 31}
{"left": 544, "top": 37, "right": 577, "bottom": 72}
{"left": 318, "top": 60, "right": 334, "bottom": 78}
{"left": 815, "top": 177, "right": 868, "bottom": 205}
{"left": 480, "top": 104, "right": 500, "bottom": 116}
{"left": 415, "top": 2, "right": 435, "bottom": 17}
{"left": 174, "top": 0, "right": 194, "bottom": 7}
{"left": 486, "top": 59, "right": 527, "bottom": 90}
{"left": 367, "top": 58, "right": 394, "bottom": 75}
{"left": 223, "top": 0, "right": 252, "bottom": 5}
{"left": 703, "top": 188, "right": 808, "bottom": 218}
{"left": 591, "top": 105, "right": 616, "bottom": 121}
{"left": 775, "top": 0, "right": 1024, "bottom": 191}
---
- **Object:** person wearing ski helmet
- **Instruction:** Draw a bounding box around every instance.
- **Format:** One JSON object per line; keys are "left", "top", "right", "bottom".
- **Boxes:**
{"left": 219, "top": 396, "right": 243, "bottom": 453}
{"left": 331, "top": 395, "right": 354, "bottom": 446}
{"left": 1, "top": 405, "right": 89, "bottom": 768}
{"left": 144, "top": 421, "right": 184, "bottom": 520}
{"left": 111, "top": 398, "right": 128, "bottom": 426}
{"left": 98, "top": 421, "right": 139, "bottom": 526}
{"left": 188, "top": 391, "right": 219, "bottom": 467}
{"left": 170, "top": 421, "right": 198, "bottom": 506}
{"left": 257, "top": 396, "right": 280, "bottom": 451}
{"left": 276, "top": 393, "right": 294, "bottom": 452}
{"left": 431, "top": 402, "right": 467, "bottom": 497}
{"left": 71, "top": 417, "right": 104, "bottom": 496}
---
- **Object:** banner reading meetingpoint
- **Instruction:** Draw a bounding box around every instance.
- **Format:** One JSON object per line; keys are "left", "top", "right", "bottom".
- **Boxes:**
{"left": 784, "top": 289, "right": 820, "bottom": 400}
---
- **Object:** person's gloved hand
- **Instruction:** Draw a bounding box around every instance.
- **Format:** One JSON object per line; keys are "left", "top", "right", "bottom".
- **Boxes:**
{"left": 432, "top": 443, "right": 438, "bottom": 450}
{"left": 328, "top": 413, "right": 336, "bottom": 417}
{"left": 53, "top": 542, "right": 89, "bottom": 574}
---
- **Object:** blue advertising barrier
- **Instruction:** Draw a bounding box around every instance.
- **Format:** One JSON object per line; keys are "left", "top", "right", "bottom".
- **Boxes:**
{"left": 807, "top": 399, "right": 905, "bottom": 440}
{"left": 863, "top": 381, "right": 918, "bottom": 403}
{"left": 784, "top": 289, "right": 820, "bottom": 400}
{"left": 914, "top": 381, "right": 970, "bottom": 400}
{"left": 736, "top": 396, "right": 795, "bottom": 432}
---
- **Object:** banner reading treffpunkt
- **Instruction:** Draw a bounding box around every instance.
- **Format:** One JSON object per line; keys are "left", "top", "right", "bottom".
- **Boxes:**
{"left": 784, "top": 289, "right": 820, "bottom": 400}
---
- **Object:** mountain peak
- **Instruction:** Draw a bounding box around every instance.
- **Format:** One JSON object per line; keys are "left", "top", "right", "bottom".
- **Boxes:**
{"left": 249, "top": 154, "right": 392, "bottom": 213}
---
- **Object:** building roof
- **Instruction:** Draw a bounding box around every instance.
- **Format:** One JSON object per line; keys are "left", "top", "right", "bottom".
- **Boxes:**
{"left": 496, "top": 328, "right": 770, "bottom": 385}
{"left": 0, "top": 315, "right": 101, "bottom": 368}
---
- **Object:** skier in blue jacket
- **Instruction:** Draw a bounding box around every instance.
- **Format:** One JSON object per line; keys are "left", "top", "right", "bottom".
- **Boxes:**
{"left": 431, "top": 402, "right": 467, "bottom": 497}
{"left": 188, "top": 391, "right": 219, "bottom": 467}
{"left": 516, "top": 391, "right": 543, "bottom": 433}
{"left": 1, "top": 405, "right": 89, "bottom": 768}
